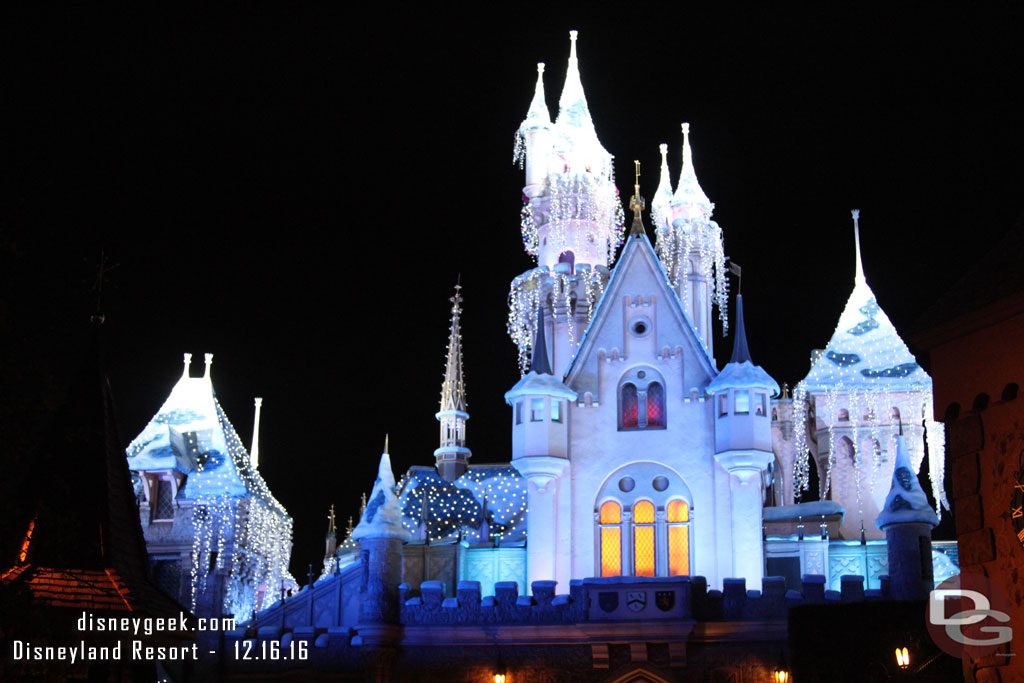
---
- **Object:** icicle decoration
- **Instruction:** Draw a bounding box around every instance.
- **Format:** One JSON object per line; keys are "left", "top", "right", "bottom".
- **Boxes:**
{"left": 654, "top": 217, "right": 730, "bottom": 336}
{"left": 507, "top": 267, "right": 609, "bottom": 374}
{"left": 791, "top": 384, "right": 811, "bottom": 498}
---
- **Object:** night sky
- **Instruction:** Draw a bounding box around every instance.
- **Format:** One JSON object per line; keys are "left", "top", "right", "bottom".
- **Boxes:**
{"left": 3, "top": 6, "right": 1022, "bottom": 577}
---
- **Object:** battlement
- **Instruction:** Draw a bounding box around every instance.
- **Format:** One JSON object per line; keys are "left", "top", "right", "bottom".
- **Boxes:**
{"left": 397, "top": 573, "right": 891, "bottom": 626}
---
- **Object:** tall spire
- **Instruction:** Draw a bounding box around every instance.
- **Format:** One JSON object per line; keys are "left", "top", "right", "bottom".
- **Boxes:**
{"left": 729, "top": 295, "right": 752, "bottom": 364}
{"left": 439, "top": 282, "right": 466, "bottom": 412}
{"left": 629, "top": 160, "right": 646, "bottom": 237}
{"left": 530, "top": 305, "right": 553, "bottom": 375}
{"left": 250, "top": 397, "right": 263, "bottom": 468}
{"left": 852, "top": 209, "right": 866, "bottom": 286}
{"left": 673, "top": 123, "right": 713, "bottom": 214}
{"left": 523, "top": 62, "right": 550, "bottom": 127}
{"left": 651, "top": 143, "right": 674, "bottom": 226}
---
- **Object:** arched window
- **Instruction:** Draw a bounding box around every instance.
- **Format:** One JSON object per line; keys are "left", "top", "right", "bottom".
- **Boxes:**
{"left": 666, "top": 500, "right": 690, "bottom": 576}
{"left": 647, "top": 382, "right": 665, "bottom": 427}
{"left": 838, "top": 436, "right": 855, "bottom": 465}
{"left": 619, "top": 367, "right": 667, "bottom": 430}
{"left": 838, "top": 409, "right": 850, "bottom": 422}
{"left": 621, "top": 384, "right": 639, "bottom": 428}
{"left": 595, "top": 464, "right": 692, "bottom": 578}
{"left": 633, "top": 501, "right": 656, "bottom": 577}
{"left": 891, "top": 406, "right": 901, "bottom": 421}
{"left": 599, "top": 501, "right": 622, "bottom": 577}
{"left": 557, "top": 250, "right": 575, "bottom": 274}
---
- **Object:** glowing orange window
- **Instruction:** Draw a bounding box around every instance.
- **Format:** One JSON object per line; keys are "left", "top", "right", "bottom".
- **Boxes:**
{"left": 599, "top": 501, "right": 622, "bottom": 577}
{"left": 667, "top": 499, "right": 690, "bottom": 576}
{"left": 633, "top": 500, "right": 656, "bottom": 577}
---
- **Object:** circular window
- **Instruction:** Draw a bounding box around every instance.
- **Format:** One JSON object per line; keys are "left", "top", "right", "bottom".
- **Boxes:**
{"left": 618, "top": 477, "right": 636, "bottom": 493}
{"left": 630, "top": 318, "right": 651, "bottom": 337}
{"left": 652, "top": 476, "right": 669, "bottom": 492}
{"left": 637, "top": 370, "right": 646, "bottom": 379}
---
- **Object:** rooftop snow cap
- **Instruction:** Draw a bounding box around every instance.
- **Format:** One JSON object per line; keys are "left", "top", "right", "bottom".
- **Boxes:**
{"left": 671, "top": 123, "right": 713, "bottom": 218}
{"left": 352, "top": 440, "right": 413, "bottom": 542}
{"left": 707, "top": 295, "right": 780, "bottom": 395}
{"left": 520, "top": 62, "right": 551, "bottom": 132}
{"left": 876, "top": 433, "right": 939, "bottom": 529}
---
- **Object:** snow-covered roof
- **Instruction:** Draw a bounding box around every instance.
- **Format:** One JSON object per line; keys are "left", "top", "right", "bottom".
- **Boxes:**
{"left": 762, "top": 500, "right": 845, "bottom": 522}
{"left": 671, "top": 123, "right": 713, "bottom": 219}
{"left": 125, "top": 354, "right": 288, "bottom": 512}
{"left": 353, "top": 450, "right": 412, "bottom": 542}
{"left": 519, "top": 62, "right": 551, "bottom": 133}
{"left": 876, "top": 434, "right": 939, "bottom": 528}
{"left": 707, "top": 295, "right": 780, "bottom": 395}
{"left": 504, "top": 371, "right": 578, "bottom": 402}
{"left": 550, "top": 31, "right": 612, "bottom": 175}
{"left": 800, "top": 217, "right": 930, "bottom": 394}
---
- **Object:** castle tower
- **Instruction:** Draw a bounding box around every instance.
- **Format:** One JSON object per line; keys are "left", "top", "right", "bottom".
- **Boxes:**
{"left": 435, "top": 282, "right": 471, "bottom": 481}
{"left": 505, "top": 306, "right": 577, "bottom": 589}
{"left": 353, "top": 438, "right": 412, "bottom": 681}
{"left": 876, "top": 431, "right": 939, "bottom": 600}
{"left": 791, "top": 211, "right": 948, "bottom": 540}
{"left": 509, "top": 30, "right": 624, "bottom": 377}
{"left": 651, "top": 124, "right": 730, "bottom": 358}
{"left": 708, "top": 295, "right": 780, "bottom": 584}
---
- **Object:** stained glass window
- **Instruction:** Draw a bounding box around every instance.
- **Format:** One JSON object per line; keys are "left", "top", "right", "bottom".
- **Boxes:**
{"left": 667, "top": 499, "right": 689, "bottom": 576}
{"left": 647, "top": 382, "right": 665, "bottom": 427}
{"left": 621, "top": 383, "right": 638, "bottom": 428}
{"left": 599, "top": 501, "right": 621, "bottom": 577}
{"left": 633, "top": 500, "right": 655, "bottom": 577}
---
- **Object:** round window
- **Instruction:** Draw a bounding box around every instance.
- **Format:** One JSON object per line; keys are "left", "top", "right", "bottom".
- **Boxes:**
{"left": 619, "top": 477, "right": 636, "bottom": 493}
{"left": 630, "top": 318, "right": 651, "bottom": 337}
{"left": 652, "top": 476, "right": 670, "bottom": 492}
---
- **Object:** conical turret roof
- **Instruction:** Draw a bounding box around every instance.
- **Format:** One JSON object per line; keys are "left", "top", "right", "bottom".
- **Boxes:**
{"left": 801, "top": 211, "right": 930, "bottom": 392}
{"left": 440, "top": 283, "right": 467, "bottom": 413}
{"left": 707, "top": 295, "right": 780, "bottom": 394}
{"left": 519, "top": 62, "right": 551, "bottom": 132}
{"left": 352, "top": 444, "right": 412, "bottom": 541}
{"left": 671, "top": 123, "right": 713, "bottom": 217}
{"left": 876, "top": 433, "right": 939, "bottom": 528}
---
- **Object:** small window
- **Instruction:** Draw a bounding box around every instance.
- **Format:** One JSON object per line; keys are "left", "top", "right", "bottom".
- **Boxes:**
{"left": 735, "top": 390, "right": 750, "bottom": 414}
{"left": 515, "top": 401, "right": 523, "bottom": 425}
{"left": 838, "top": 409, "right": 850, "bottom": 422}
{"left": 647, "top": 383, "right": 665, "bottom": 427}
{"left": 153, "top": 479, "right": 175, "bottom": 521}
{"left": 622, "top": 383, "right": 639, "bottom": 428}
{"left": 530, "top": 398, "right": 545, "bottom": 422}
{"left": 599, "top": 501, "right": 622, "bottom": 577}
{"left": 718, "top": 394, "right": 728, "bottom": 417}
{"left": 755, "top": 393, "right": 766, "bottom": 416}
{"left": 551, "top": 400, "right": 562, "bottom": 423}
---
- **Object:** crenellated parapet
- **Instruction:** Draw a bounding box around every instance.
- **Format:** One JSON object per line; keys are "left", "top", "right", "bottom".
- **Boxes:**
{"left": 396, "top": 573, "right": 890, "bottom": 626}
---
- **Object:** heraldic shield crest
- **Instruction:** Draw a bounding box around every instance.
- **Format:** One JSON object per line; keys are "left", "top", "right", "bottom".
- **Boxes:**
{"left": 626, "top": 591, "right": 647, "bottom": 612}
{"left": 655, "top": 590, "right": 675, "bottom": 611}
{"left": 598, "top": 591, "right": 619, "bottom": 613}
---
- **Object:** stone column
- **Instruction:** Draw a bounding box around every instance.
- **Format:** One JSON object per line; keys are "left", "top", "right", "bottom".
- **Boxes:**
{"left": 513, "top": 456, "right": 569, "bottom": 587}
{"left": 716, "top": 450, "right": 772, "bottom": 584}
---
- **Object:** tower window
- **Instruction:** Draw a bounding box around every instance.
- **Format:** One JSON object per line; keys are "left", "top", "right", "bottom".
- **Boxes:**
{"left": 755, "top": 393, "right": 767, "bottom": 416}
{"left": 667, "top": 499, "right": 690, "bottom": 576}
{"left": 530, "top": 398, "right": 545, "bottom": 422}
{"left": 618, "top": 367, "right": 667, "bottom": 430}
{"left": 632, "top": 501, "right": 656, "bottom": 577}
{"left": 153, "top": 479, "right": 175, "bottom": 521}
{"left": 718, "top": 394, "right": 728, "bottom": 417}
{"left": 515, "top": 401, "right": 523, "bottom": 425}
{"left": 647, "top": 383, "right": 665, "bottom": 427}
{"left": 735, "top": 390, "right": 750, "bottom": 414}
{"left": 557, "top": 250, "right": 575, "bottom": 274}
{"left": 551, "top": 400, "right": 562, "bottom": 423}
{"left": 621, "top": 383, "right": 639, "bottom": 428}
{"left": 599, "top": 501, "right": 622, "bottom": 577}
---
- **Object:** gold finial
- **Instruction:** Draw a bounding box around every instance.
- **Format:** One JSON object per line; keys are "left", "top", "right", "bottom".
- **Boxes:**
{"left": 384, "top": 433, "right": 389, "bottom": 454}
{"left": 628, "top": 161, "right": 646, "bottom": 237}
{"left": 347, "top": 516, "right": 354, "bottom": 534}
{"left": 360, "top": 492, "right": 367, "bottom": 514}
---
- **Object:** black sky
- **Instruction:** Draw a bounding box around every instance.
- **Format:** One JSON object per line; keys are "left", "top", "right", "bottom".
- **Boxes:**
{"left": 3, "top": 6, "right": 1022, "bottom": 576}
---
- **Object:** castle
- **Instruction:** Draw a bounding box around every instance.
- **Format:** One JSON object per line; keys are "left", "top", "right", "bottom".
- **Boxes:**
{"left": 124, "top": 31, "right": 959, "bottom": 680}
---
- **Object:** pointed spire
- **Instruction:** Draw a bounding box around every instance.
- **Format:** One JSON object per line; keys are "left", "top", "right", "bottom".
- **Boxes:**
{"left": 352, "top": 448, "right": 412, "bottom": 541}
{"left": 182, "top": 353, "right": 192, "bottom": 378}
{"left": 729, "top": 295, "right": 753, "bottom": 364}
{"left": 440, "top": 281, "right": 467, "bottom": 412}
{"left": 203, "top": 352, "right": 213, "bottom": 379}
{"left": 250, "top": 397, "right": 263, "bottom": 468}
{"left": 530, "top": 305, "right": 553, "bottom": 375}
{"left": 555, "top": 30, "right": 593, "bottom": 130}
{"left": 326, "top": 504, "right": 336, "bottom": 540}
{"left": 852, "top": 209, "right": 866, "bottom": 286}
{"left": 522, "top": 62, "right": 551, "bottom": 128}
{"left": 876, "top": 433, "right": 939, "bottom": 529}
{"left": 673, "top": 123, "right": 713, "bottom": 214}
{"left": 651, "top": 143, "right": 674, "bottom": 223}
{"left": 629, "top": 160, "right": 646, "bottom": 237}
